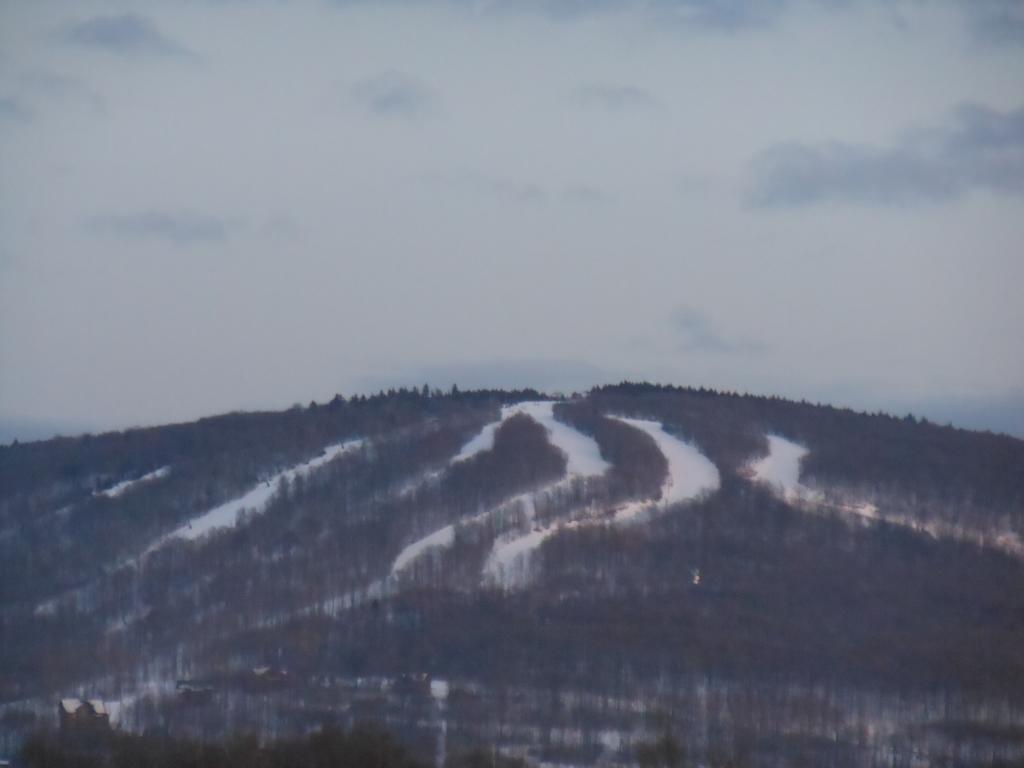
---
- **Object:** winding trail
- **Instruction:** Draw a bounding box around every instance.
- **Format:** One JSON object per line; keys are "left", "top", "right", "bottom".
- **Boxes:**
{"left": 452, "top": 401, "right": 610, "bottom": 477}
{"left": 484, "top": 415, "right": 720, "bottom": 588}
{"left": 394, "top": 402, "right": 610, "bottom": 577}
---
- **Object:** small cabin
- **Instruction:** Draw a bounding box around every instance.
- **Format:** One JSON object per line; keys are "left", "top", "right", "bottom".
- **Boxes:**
{"left": 58, "top": 699, "right": 110, "bottom": 733}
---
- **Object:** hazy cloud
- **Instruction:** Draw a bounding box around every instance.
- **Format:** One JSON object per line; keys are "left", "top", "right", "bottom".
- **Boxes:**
{"left": 747, "top": 102, "right": 1024, "bottom": 207}
{"left": 571, "top": 84, "right": 662, "bottom": 113}
{"left": 964, "top": 1, "right": 1024, "bottom": 47}
{"left": 21, "top": 71, "right": 105, "bottom": 114}
{"left": 0, "top": 97, "right": 30, "bottom": 123}
{"left": 351, "top": 71, "right": 436, "bottom": 118}
{"left": 661, "top": 0, "right": 787, "bottom": 30}
{"left": 90, "top": 212, "right": 232, "bottom": 246}
{"left": 564, "top": 185, "right": 608, "bottom": 205}
{"left": 63, "top": 14, "right": 186, "bottom": 56}
{"left": 328, "top": 0, "right": 788, "bottom": 30}
{"left": 441, "top": 173, "right": 546, "bottom": 205}
{"left": 672, "top": 307, "right": 765, "bottom": 354}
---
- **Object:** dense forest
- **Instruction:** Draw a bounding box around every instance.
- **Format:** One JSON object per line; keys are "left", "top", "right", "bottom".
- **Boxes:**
{"left": 17, "top": 725, "right": 539, "bottom": 768}
{"left": 2, "top": 383, "right": 1024, "bottom": 767}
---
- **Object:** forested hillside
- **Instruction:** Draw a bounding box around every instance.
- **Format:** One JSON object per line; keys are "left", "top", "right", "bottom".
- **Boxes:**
{"left": 2, "top": 384, "right": 1023, "bottom": 767}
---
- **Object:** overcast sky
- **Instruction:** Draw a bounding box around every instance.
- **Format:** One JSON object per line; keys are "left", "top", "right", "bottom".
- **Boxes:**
{"left": 1, "top": 0, "right": 1023, "bottom": 441}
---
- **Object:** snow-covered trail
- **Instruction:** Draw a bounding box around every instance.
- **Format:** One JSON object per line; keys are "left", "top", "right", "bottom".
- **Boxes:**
{"left": 391, "top": 525, "right": 456, "bottom": 574}
{"left": 608, "top": 417, "right": 719, "bottom": 521}
{"left": 150, "top": 439, "right": 363, "bottom": 550}
{"left": 746, "top": 434, "right": 1024, "bottom": 558}
{"left": 390, "top": 491, "right": 539, "bottom": 577}
{"left": 748, "top": 435, "right": 822, "bottom": 504}
{"left": 452, "top": 401, "right": 610, "bottom": 477}
{"left": 95, "top": 466, "right": 171, "bottom": 499}
{"left": 484, "top": 416, "right": 720, "bottom": 588}
{"left": 391, "top": 400, "right": 611, "bottom": 577}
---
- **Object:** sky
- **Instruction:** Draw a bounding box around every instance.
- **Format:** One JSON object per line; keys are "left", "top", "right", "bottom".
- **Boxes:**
{"left": 1, "top": 0, "right": 1023, "bottom": 441}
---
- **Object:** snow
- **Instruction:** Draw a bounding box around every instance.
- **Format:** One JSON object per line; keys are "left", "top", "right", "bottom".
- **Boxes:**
{"left": 608, "top": 416, "right": 720, "bottom": 508}
{"left": 153, "top": 439, "right": 362, "bottom": 548}
{"left": 452, "top": 401, "right": 610, "bottom": 477}
{"left": 452, "top": 419, "right": 503, "bottom": 462}
{"left": 60, "top": 698, "right": 81, "bottom": 713}
{"left": 59, "top": 698, "right": 107, "bottom": 715}
{"left": 748, "top": 435, "right": 821, "bottom": 503}
{"left": 95, "top": 466, "right": 171, "bottom": 498}
{"left": 391, "top": 525, "right": 455, "bottom": 574}
{"left": 482, "top": 526, "right": 561, "bottom": 590}
{"left": 517, "top": 401, "right": 610, "bottom": 477}
{"left": 396, "top": 396, "right": 613, "bottom": 579}
{"left": 746, "top": 435, "right": 1024, "bottom": 560}
{"left": 483, "top": 416, "right": 720, "bottom": 589}
{"left": 394, "top": 468, "right": 443, "bottom": 498}
{"left": 390, "top": 492, "right": 536, "bottom": 576}
{"left": 430, "top": 679, "right": 449, "bottom": 701}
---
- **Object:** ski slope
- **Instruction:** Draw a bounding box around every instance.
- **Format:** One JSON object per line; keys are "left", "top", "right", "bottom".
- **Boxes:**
{"left": 152, "top": 440, "right": 363, "bottom": 548}
{"left": 95, "top": 466, "right": 171, "bottom": 499}
{"left": 391, "top": 492, "right": 537, "bottom": 576}
{"left": 609, "top": 417, "right": 720, "bottom": 510}
{"left": 391, "top": 525, "right": 456, "bottom": 573}
{"left": 748, "top": 435, "right": 822, "bottom": 504}
{"left": 452, "top": 401, "right": 610, "bottom": 477}
{"left": 484, "top": 416, "right": 720, "bottom": 587}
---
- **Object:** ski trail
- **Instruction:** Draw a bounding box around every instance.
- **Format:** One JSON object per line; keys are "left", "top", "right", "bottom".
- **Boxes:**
{"left": 748, "top": 434, "right": 822, "bottom": 504}
{"left": 96, "top": 466, "right": 171, "bottom": 499}
{"left": 452, "top": 401, "right": 610, "bottom": 477}
{"left": 150, "top": 439, "right": 363, "bottom": 550}
{"left": 484, "top": 416, "right": 719, "bottom": 588}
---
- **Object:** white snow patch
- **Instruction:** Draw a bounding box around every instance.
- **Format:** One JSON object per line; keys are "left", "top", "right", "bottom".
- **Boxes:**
{"left": 392, "top": 525, "right": 455, "bottom": 574}
{"left": 394, "top": 468, "right": 443, "bottom": 498}
{"left": 452, "top": 401, "right": 610, "bottom": 477}
{"left": 430, "top": 679, "right": 449, "bottom": 701}
{"left": 483, "top": 416, "right": 720, "bottom": 589}
{"left": 745, "top": 436, "right": 1024, "bottom": 559}
{"left": 390, "top": 491, "right": 538, "bottom": 576}
{"left": 483, "top": 526, "right": 562, "bottom": 590}
{"left": 152, "top": 440, "right": 362, "bottom": 549}
{"left": 609, "top": 416, "right": 720, "bottom": 508}
{"left": 452, "top": 419, "right": 503, "bottom": 462}
{"left": 96, "top": 466, "right": 171, "bottom": 498}
{"left": 748, "top": 435, "right": 822, "bottom": 503}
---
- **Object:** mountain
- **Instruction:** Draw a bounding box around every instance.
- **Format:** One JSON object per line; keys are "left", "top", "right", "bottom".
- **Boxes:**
{"left": 2, "top": 383, "right": 1024, "bottom": 767}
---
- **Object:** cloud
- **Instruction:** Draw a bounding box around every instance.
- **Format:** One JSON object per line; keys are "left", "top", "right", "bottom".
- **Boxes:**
{"left": 660, "top": 0, "right": 787, "bottom": 30}
{"left": 350, "top": 70, "right": 436, "bottom": 118}
{"left": 433, "top": 172, "right": 546, "bottom": 205}
{"left": 90, "top": 212, "right": 232, "bottom": 246}
{"left": 329, "top": 0, "right": 787, "bottom": 30}
{"left": 21, "top": 71, "right": 105, "bottom": 114}
{"left": 671, "top": 306, "right": 765, "bottom": 354}
{"left": 473, "top": 176, "right": 545, "bottom": 205}
{"left": 564, "top": 185, "right": 608, "bottom": 204}
{"left": 0, "top": 97, "right": 30, "bottom": 123}
{"left": 571, "top": 83, "right": 662, "bottom": 113}
{"left": 747, "top": 102, "right": 1024, "bottom": 207}
{"left": 63, "top": 14, "right": 186, "bottom": 56}
{"left": 963, "top": 1, "right": 1024, "bottom": 47}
